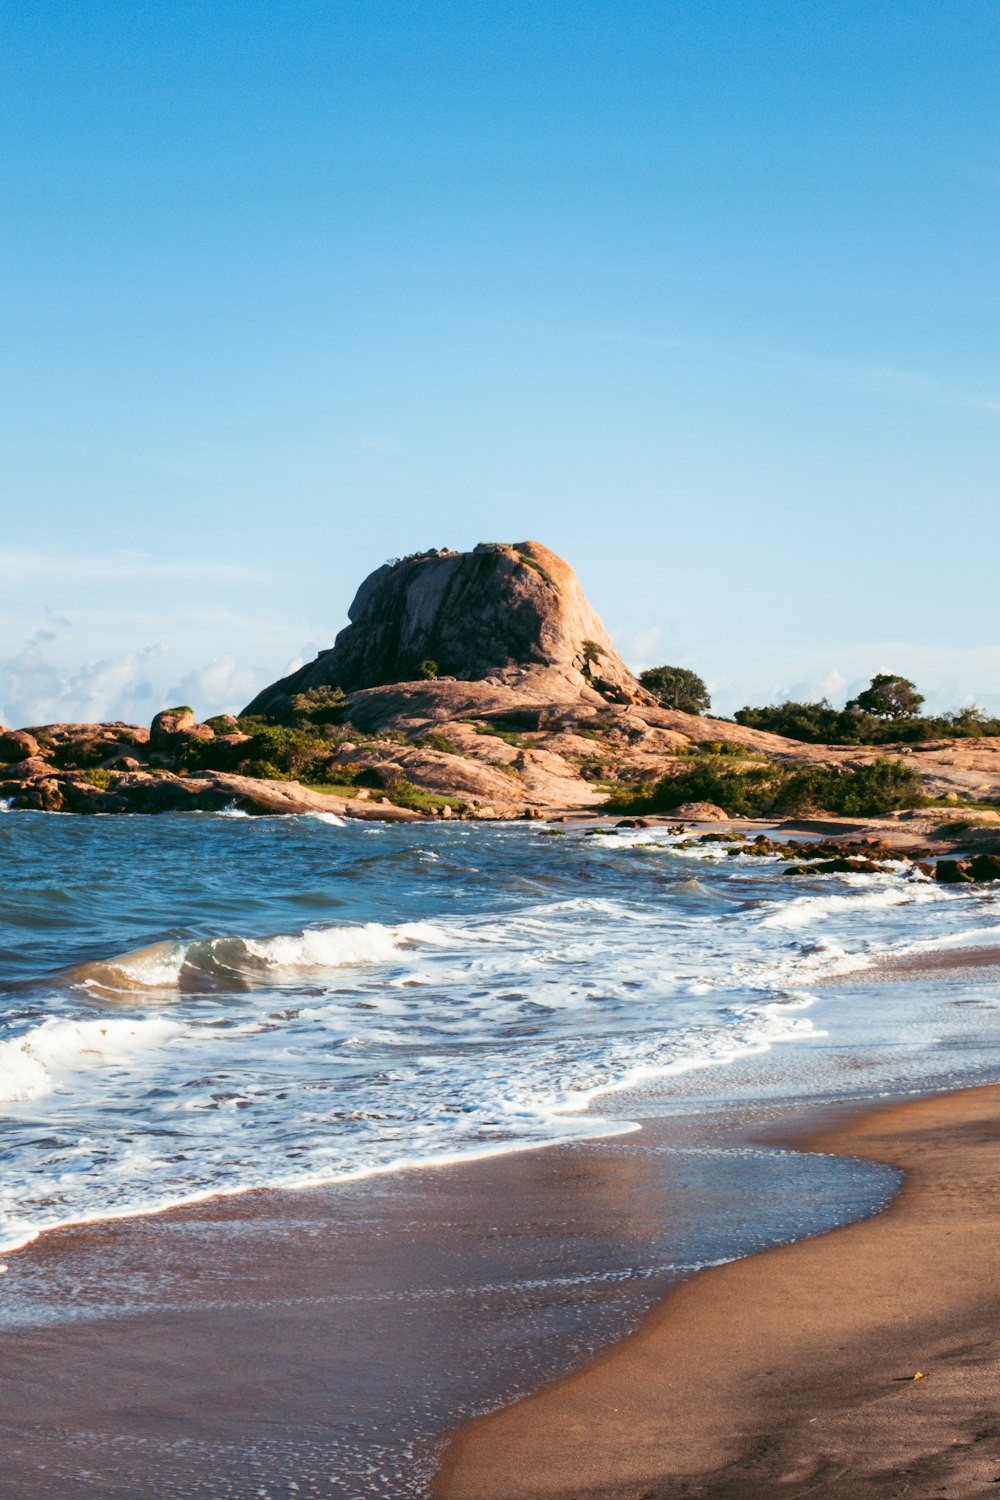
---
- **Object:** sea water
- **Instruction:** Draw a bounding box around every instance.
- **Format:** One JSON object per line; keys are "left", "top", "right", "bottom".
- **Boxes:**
{"left": 3, "top": 811, "right": 1000, "bottom": 1259}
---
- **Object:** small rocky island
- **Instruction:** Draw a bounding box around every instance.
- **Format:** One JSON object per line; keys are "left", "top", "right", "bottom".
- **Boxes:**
{"left": 3, "top": 541, "right": 1000, "bottom": 858}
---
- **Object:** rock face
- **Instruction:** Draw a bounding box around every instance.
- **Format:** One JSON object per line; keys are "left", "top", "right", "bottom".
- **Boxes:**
{"left": 243, "top": 541, "right": 646, "bottom": 720}
{"left": 149, "top": 708, "right": 214, "bottom": 749}
{"left": 0, "top": 730, "right": 40, "bottom": 763}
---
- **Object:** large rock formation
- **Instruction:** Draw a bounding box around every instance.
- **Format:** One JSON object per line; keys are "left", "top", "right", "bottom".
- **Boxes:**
{"left": 242, "top": 541, "right": 646, "bottom": 720}
{"left": 5, "top": 539, "right": 1000, "bottom": 827}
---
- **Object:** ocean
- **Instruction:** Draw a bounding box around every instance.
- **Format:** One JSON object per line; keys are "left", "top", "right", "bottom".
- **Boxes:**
{"left": 3, "top": 810, "right": 1000, "bottom": 1262}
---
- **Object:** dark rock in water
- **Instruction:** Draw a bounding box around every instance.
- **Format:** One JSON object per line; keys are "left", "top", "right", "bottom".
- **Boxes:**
{"left": 966, "top": 854, "right": 1000, "bottom": 882}
{"left": 788, "top": 857, "right": 889, "bottom": 876}
{"left": 0, "top": 730, "right": 40, "bottom": 763}
{"left": 935, "top": 859, "right": 973, "bottom": 883}
{"left": 242, "top": 541, "right": 646, "bottom": 721}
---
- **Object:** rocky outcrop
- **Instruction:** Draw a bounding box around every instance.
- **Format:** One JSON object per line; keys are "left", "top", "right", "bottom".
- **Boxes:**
{"left": 149, "top": 707, "right": 214, "bottom": 750}
{"left": 243, "top": 541, "right": 650, "bottom": 720}
{"left": 4, "top": 542, "right": 1000, "bottom": 827}
{"left": 0, "top": 730, "right": 40, "bottom": 763}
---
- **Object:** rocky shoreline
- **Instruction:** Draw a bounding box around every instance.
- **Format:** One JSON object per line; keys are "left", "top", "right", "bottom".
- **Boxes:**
{"left": 5, "top": 541, "right": 999, "bottom": 840}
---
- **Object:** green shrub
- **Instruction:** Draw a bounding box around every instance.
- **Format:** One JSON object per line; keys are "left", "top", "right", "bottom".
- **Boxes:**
{"left": 289, "top": 685, "right": 348, "bottom": 727}
{"left": 774, "top": 758, "right": 928, "bottom": 817}
{"left": 614, "top": 756, "right": 784, "bottom": 815}
{"left": 697, "top": 740, "right": 755, "bottom": 759}
{"left": 76, "top": 768, "right": 112, "bottom": 790}
{"left": 181, "top": 723, "right": 334, "bottom": 783}
{"left": 414, "top": 730, "right": 456, "bottom": 754}
{"left": 417, "top": 659, "right": 439, "bottom": 680}
{"left": 54, "top": 738, "right": 110, "bottom": 769}
{"left": 608, "top": 755, "right": 927, "bottom": 819}
{"left": 735, "top": 695, "right": 1000, "bottom": 745}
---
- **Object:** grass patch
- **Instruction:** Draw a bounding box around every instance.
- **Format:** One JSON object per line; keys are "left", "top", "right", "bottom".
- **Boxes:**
{"left": 413, "top": 730, "right": 457, "bottom": 754}
{"left": 474, "top": 723, "right": 533, "bottom": 748}
{"left": 493, "top": 762, "right": 525, "bottom": 780}
{"left": 76, "top": 768, "right": 112, "bottom": 790}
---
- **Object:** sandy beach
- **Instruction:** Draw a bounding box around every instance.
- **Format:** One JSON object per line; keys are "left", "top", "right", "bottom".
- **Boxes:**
{"left": 435, "top": 1079, "right": 1000, "bottom": 1499}
{"left": 2, "top": 825, "right": 999, "bottom": 1500}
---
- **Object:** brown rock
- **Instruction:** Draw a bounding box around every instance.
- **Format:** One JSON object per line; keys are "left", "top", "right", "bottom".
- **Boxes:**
{"left": 967, "top": 854, "right": 1000, "bottom": 883}
{"left": 149, "top": 708, "right": 215, "bottom": 750}
{"left": 242, "top": 541, "right": 648, "bottom": 719}
{"left": 935, "top": 859, "right": 973, "bottom": 883}
{"left": 0, "top": 729, "right": 40, "bottom": 763}
{"left": 663, "top": 802, "right": 731, "bottom": 821}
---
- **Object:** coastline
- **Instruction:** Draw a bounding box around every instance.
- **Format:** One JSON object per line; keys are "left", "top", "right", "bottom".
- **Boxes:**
{"left": 0, "top": 1080, "right": 896, "bottom": 1500}
{"left": 3, "top": 903, "right": 1000, "bottom": 1497}
{"left": 434, "top": 1079, "right": 1000, "bottom": 1499}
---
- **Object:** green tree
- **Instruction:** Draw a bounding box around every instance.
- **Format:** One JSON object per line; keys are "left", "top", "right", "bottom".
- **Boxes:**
{"left": 289, "top": 685, "right": 348, "bottom": 726}
{"left": 639, "top": 665, "right": 711, "bottom": 715}
{"left": 847, "top": 673, "right": 924, "bottom": 720}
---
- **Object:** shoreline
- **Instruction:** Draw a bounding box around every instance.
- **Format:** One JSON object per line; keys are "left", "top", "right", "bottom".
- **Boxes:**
{"left": 434, "top": 1079, "right": 1000, "bottom": 1499}
{"left": 0, "top": 1080, "right": 898, "bottom": 1499}
{"left": 2, "top": 943, "right": 998, "bottom": 1495}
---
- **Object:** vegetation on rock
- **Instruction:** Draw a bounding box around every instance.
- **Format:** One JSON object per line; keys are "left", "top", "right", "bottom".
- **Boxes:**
{"left": 639, "top": 665, "right": 711, "bottom": 715}
{"left": 735, "top": 689, "right": 1000, "bottom": 745}
{"left": 289, "top": 685, "right": 349, "bottom": 726}
{"left": 846, "top": 673, "right": 923, "bottom": 720}
{"left": 608, "top": 754, "right": 927, "bottom": 819}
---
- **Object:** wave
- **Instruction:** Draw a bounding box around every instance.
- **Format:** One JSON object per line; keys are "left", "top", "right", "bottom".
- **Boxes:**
{"left": 760, "top": 876, "right": 944, "bottom": 932}
{"left": 0, "top": 1015, "right": 182, "bottom": 1105}
{"left": 67, "top": 920, "right": 460, "bottom": 995}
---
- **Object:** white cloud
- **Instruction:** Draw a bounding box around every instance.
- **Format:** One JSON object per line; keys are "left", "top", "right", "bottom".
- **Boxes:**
{"left": 0, "top": 639, "right": 168, "bottom": 728}
{"left": 167, "top": 655, "right": 267, "bottom": 719}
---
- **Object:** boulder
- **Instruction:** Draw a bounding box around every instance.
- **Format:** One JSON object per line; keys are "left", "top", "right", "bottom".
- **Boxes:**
{"left": 149, "top": 708, "right": 215, "bottom": 750}
{"left": 967, "top": 854, "right": 1000, "bottom": 883}
{"left": 788, "top": 857, "right": 888, "bottom": 876}
{"left": 935, "top": 859, "right": 973, "bottom": 883}
{"left": 242, "top": 541, "right": 649, "bottom": 720}
{"left": 0, "top": 729, "right": 40, "bottom": 763}
{"left": 663, "top": 801, "right": 731, "bottom": 820}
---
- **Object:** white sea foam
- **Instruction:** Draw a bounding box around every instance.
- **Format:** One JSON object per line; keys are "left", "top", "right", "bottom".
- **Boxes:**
{"left": 243, "top": 922, "right": 424, "bottom": 970}
{"left": 0, "top": 1016, "right": 182, "bottom": 1105}
{"left": 760, "top": 877, "right": 943, "bottom": 932}
{"left": 4, "top": 821, "right": 1000, "bottom": 1258}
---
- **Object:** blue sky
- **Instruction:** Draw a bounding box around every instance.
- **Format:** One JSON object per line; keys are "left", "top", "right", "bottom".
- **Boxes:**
{"left": 2, "top": 1, "right": 998, "bottom": 725}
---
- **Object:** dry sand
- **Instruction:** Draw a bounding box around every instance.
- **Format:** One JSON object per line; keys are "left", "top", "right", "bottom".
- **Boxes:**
{"left": 434, "top": 1082, "right": 1000, "bottom": 1499}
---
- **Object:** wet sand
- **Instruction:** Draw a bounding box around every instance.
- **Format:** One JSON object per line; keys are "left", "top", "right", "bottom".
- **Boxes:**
{"left": 0, "top": 1093, "right": 891, "bottom": 1500}
{"left": 4, "top": 944, "right": 1000, "bottom": 1499}
{"left": 434, "top": 1081, "right": 1000, "bottom": 1499}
